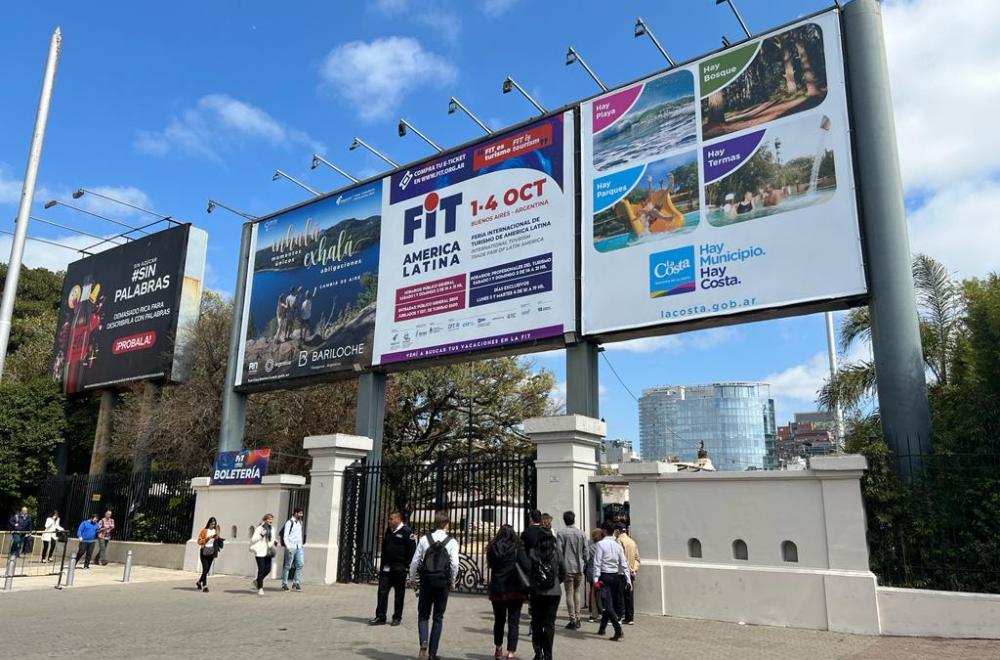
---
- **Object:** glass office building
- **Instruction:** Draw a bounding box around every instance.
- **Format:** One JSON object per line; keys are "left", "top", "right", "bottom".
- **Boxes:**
{"left": 639, "top": 382, "right": 775, "bottom": 471}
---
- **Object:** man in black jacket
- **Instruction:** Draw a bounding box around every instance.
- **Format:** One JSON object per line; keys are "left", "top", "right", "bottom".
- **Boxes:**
{"left": 370, "top": 510, "right": 417, "bottom": 626}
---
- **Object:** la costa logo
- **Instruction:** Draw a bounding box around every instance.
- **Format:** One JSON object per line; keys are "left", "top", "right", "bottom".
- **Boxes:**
{"left": 654, "top": 258, "right": 691, "bottom": 278}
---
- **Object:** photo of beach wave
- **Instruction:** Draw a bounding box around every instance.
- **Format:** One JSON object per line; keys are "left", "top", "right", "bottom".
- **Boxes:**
{"left": 592, "top": 69, "right": 697, "bottom": 172}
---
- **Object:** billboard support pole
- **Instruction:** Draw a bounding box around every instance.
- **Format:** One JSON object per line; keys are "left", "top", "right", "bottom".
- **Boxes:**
{"left": 355, "top": 371, "right": 387, "bottom": 462}
{"left": 0, "top": 27, "right": 61, "bottom": 382}
{"left": 566, "top": 342, "right": 600, "bottom": 418}
{"left": 842, "top": 0, "right": 931, "bottom": 475}
{"left": 218, "top": 223, "right": 252, "bottom": 455}
{"left": 89, "top": 389, "right": 115, "bottom": 476}
{"left": 132, "top": 380, "right": 162, "bottom": 475}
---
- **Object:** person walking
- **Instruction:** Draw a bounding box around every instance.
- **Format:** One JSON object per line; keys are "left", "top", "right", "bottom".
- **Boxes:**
{"left": 280, "top": 507, "right": 305, "bottom": 592}
{"left": 196, "top": 517, "right": 223, "bottom": 592}
{"left": 8, "top": 506, "right": 33, "bottom": 558}
{"left": 590, "top": 523, "right": 631, "bottom": 641}
{"left": 486, "top": 525, "right": 530, "bottom": 659}
{"left": 614, "top": 524, "right": 640, "bottom": 625}
{"left": 586, "top": 528, "right": 605, "bottom": 623}
{"left": 556, "top": 511, "right": 587, "bottom": 630}
{"left": 40, "top": 510, "right": 64, "bottom": 562}
{"left": 96, "top": 510, "right": 115, "bottom": 566}
{"left": 521, "top": 509, "right": 546, "bottom": 553}
{"left": 369, "top": 510, "right": 416, "bottom": 626}
{"left": 249, "top": 513, "right": 279, "bottom": 595}
{"left": 529, "top": 532, "right": 566, "bottom": 660}
{"left": 75, "top": 513, "right": 99, "bottom": 569}
{"left": 408, "top": 511, "right": 459, "bottom": 660}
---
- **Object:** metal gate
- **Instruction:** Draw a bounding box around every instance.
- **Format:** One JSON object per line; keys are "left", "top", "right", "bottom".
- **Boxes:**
{"left": 337, "top": 454, "right": 535, "bottom": 593}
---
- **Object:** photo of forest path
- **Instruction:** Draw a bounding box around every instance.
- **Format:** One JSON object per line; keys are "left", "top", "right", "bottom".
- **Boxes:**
{"left": 702, "top": 23, "right": 827, "bottom": 140}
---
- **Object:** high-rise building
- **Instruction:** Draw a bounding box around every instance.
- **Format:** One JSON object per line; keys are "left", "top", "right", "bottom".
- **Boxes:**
{"left": 639, "top": 382, "right": 775, "bottom": 471}
{"left": 600, "top": 439, "right": 640, "bottom": 465}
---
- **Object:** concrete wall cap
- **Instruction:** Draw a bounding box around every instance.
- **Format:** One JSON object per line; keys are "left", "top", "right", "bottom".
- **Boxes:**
{"left": 523, "top": 414, "right": 606, "bottom": 437}
{"left": 261, "top": 474, "right": 307, "bottom": 486}
{"left": 190, "top": 477, "right": 212, "bottom": 488}
{"left": 303, "top": 433, "right": 374, "bottom": 453}
{"left": 621, "top": 461, "right": 677, "bottom": 475}
{"left": 809, "top": 454, "right": 868, "bottom": 471}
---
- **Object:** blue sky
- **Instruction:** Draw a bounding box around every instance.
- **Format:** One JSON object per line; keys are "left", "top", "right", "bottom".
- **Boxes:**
{"left": 2, "top": 0, "right": 997, "bottom": 454}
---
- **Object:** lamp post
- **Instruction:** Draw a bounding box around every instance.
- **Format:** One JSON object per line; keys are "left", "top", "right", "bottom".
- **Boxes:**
{"left": 349, "top": 138, "right": 398, "bottom": 168}
{"left": 565, "top": 47, "right": 608, "bottom": 92}
{"left": 715, "top": 0, "right": 752, "bottom": 39}
{"left": 310, "top": 155, "right": 359, "bottom": 183}
{"left": 0, "top": 27, "right": 60, "bottom": 382}
{"left": 43, "top": 199, "right": 148, "bottom": 235}
{"left": 634, "top": 18, "right": 675, "bottom": 67}
{"left": 502, "top": 76, "right": 546, "bottom": 115}
{"left": 448, "top": 96, "right": 492, "bottom": 135}
{"left": 72, "top": 188, "right": 174, "bottom": 225}
{"left": 206, "top": 200, "right": 259, "bottom": 221}
{"left": 271, "top": 170, "right": 320, "bottom": 196}
{"left": 398, "top": 118, "right": 443, "bottom": 153}
{"left": 824, "top": 312, "right": 845, "bottom": 450}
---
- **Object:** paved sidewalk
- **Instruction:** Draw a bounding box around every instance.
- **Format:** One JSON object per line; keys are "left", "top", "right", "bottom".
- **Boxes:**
{"left": 1, "top": 561, "right": 191, "bottom": 592}
{"left": 1, "top": 575, "right": 998, "bottom": 659}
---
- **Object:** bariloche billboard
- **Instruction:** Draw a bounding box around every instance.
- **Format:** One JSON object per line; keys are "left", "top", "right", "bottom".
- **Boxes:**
{"left": 50, "top": 223, "right": 208, "bottom": 394}
{"left": 234, "top": 179, "right": 381, "bottom": 386}
{"left": 373, "top": 113, "right": 575, "bottom": 364}
{"left": 580, "top": 9, "right": 866, "bottom": 337}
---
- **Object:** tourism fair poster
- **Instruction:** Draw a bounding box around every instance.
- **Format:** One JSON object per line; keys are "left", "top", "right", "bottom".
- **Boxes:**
{"left": 580, "top": 9, "right": 866, "bottom": 337}
{"left": 235, "top": 180, "right": 381, "bottom": 386}
{"left": 372, "top": 112, "right": 575, "bottom": 365}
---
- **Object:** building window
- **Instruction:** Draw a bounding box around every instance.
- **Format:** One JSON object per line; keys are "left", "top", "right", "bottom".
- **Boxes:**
{"left": 781, "top": 540, "right": 798, "bottom": 563}
{"left": 687, "top": 538, "right": 702, "bottom": 558}
{"left": 732, "top": 539, "right": 748, "bottom": 561}
{"left": 481, "top": 508, "right": 495, "bottom": 524}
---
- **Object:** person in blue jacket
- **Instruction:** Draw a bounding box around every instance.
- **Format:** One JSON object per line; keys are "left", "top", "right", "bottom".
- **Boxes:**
{"left": 75, "top": 513, "right": 100, "bottom": 569}
{"left": 8, "top": 506, "right": 33, "bottom": 557}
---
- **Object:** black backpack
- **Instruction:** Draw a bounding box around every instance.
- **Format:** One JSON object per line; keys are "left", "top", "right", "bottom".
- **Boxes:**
{"left": 419, "top": 534, "right": 453, "bottom": 589}
{"left": 531, "top": 551, "right": 556, "bottom": 591}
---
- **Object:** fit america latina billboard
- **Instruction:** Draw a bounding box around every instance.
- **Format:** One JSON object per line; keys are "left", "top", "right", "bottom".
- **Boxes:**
{"left": 50, "top": 223, "right": 208, "bottom": 394}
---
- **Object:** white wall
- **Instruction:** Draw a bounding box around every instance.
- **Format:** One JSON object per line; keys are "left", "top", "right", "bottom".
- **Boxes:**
{"left": 878, "top": 587, "right": 1000, "bottom": 639}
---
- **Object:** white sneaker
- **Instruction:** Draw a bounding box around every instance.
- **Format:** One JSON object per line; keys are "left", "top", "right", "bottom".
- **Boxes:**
{"left": 257, "top": 588, "right": 264, "bottom": 596}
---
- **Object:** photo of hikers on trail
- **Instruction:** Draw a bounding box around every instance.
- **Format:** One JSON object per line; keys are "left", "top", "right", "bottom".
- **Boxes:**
{"left": 702, "top": 23, "right": 828, "bottom": 140}
{"left": 592, "top": 151, "right": 700, "bottom": 252}
{"left": 705, "top": 114, "right": 837, "bottom": 227}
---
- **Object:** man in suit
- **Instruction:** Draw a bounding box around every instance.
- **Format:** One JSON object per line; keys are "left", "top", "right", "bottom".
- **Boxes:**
{"left": 370, "top": 510, "right": 417, "bottom": 626}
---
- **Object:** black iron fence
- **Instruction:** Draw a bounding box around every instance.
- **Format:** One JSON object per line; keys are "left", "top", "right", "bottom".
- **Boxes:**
{"left": 33, "top": 471, "right": 199, "bottom": 545}
{"left": 337, "top": 454, "right": 536, "bottom": 593}
{"left": 863, "top": 449, "right": 1000, "bottom": 594}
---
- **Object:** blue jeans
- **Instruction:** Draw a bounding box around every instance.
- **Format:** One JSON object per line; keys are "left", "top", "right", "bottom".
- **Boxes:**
{"left": 417, "top": 585, "right": 449, "bottom": 656}
{"left": 10, "top": 533, "right": 26, "bottom": 557}
{"left": 281, "top": 546, "right": 304, "bottom": 587}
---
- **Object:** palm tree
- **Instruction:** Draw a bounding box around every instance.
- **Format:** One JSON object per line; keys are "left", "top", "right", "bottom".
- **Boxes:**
{"left": 819, "top": 254, "right": 963, "bottom": 413}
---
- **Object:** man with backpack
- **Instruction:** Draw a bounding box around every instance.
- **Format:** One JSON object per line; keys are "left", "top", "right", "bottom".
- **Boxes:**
{"left": 408, "top": 511, "right": 459, "bottom": 660}
{"left": 280, "top": 507, "right": 305, "bottom": 592}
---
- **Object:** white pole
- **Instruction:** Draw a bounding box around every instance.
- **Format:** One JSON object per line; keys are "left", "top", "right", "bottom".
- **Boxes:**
{"left": 825, "top": 311, "right": 844, "bottom": 450}
{"left": 0, "top": 27, "right": 62, "bottom": 381}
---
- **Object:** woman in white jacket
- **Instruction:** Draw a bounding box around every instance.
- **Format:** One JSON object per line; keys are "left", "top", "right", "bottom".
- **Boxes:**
{"left": 40, "top": 510, "right": 64, "bottom": 563}
{"left": 249, "top": 513, "right": 278, "bottom": 595}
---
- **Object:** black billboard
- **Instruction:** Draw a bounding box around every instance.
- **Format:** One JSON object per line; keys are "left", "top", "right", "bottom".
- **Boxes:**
{"left": 50, "top": 223, "right": 207, "bottom": 394}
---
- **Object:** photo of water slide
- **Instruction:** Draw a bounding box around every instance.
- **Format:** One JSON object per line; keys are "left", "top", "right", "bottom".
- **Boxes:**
{"left": 705, "top": 114, "right": 837, "bottom": 227}
{"left": 593, "top": 151, "right": 700, "bottom": 252}
{"left": 593, "top": 69, "right": 697, "bottom": 172}
{"left": 701, "top": 23, "right": 828, "bottom": 140}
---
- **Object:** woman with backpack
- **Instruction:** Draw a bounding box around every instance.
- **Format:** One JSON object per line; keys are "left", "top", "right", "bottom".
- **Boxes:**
{"left": 487, "top": 525, "right": 531, "bottom": 660}
{"left": 195, "top": 516, "right": 222, "bottom": 592}
{"left": 249, "top": 513, "right": 278, "bottom": 595}
{"left": 529, "top": 532, "right": 566, "bottom": 660}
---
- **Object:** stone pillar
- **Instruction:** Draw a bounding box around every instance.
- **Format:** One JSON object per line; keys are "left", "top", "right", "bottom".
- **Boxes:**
{"left": 524, "top": 415, "right": 605, "bottom": 529}
{"left": 300, "top": 433, "right": 373, "bottom": 585}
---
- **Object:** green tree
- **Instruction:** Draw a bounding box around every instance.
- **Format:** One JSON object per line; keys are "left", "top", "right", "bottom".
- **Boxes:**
{"left": 0, "top": 379, "right": 67, "bottom": 515}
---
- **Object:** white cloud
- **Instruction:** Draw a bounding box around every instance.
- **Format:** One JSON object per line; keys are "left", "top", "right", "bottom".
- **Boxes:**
{"left": 606, "top": 327, "right": 738, "bottom": 353}
{"left": 320, "top": 37, "right": 457, "bottom": 122}
{"left": 482, "top": 0, "right": 519, "bottom": 17}
{"left": 907, "top": 179, "right": 1000, "bottom": 278}
{"left": 0, "top": 232, "right": 115, "bottom": 273}
{"left": 135, "top": 94, "right": 323, "bottom": 160}
{"left": 884, "top": 0, "right": 1000, "bottom": 191}
{"left": 72, "top": 186, "right": 155, "bottom": 220}
{"left": 761, "top": 342, "right": 871, "bottom": 414}
{"left": 0, "top": 167, "right": 22, "bottom": 205}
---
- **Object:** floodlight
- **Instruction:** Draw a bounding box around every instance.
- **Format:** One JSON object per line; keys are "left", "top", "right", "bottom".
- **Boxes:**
{"left": 311, "top": 155, "right": 359, "bottom": 182}
{"left": 500, "top": 76, "right": 545, "bottom": 114}
{"left": 564, "top": 47, "right": 607, "bottom": 92}
{"left": 348, "top": 137, "right": 398, "bottom": 167}
{"left": 634, "top": 17, "right": 675, "bottom": 66}
{"left": 447, "top": 96, "right": 491, "bottom": 135}
{"left": 398, "top": 119, "right": 443, "bottom": 152}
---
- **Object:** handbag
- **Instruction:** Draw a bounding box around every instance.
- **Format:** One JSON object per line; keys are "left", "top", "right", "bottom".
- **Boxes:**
{"left": 201, "top": 544, "right": 215, "bottom": 557}
{"left": 513, "top": 560, "right": 531, "bottom": 591}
